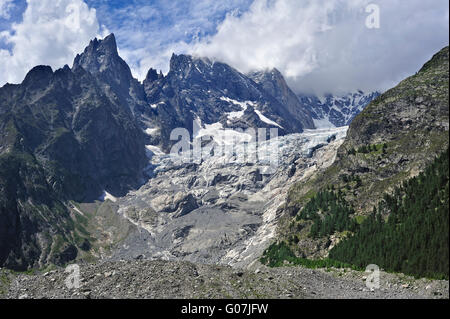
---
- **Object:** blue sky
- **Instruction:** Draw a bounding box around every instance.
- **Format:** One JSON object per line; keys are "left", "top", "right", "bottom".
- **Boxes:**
{"left": 0, "top": 0, "right": 26, "bottom": 46}
{"left": 0, "top": 0, "right": 251, "bottom": 45}
{"left": 1, "top": 0, "right": 449, "bottom": 95}
{"left": 85, "top": 0, "right": 253, "bottom": 43}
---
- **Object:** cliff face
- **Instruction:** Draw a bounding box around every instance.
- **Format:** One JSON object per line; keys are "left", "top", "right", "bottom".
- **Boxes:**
{"left": 0, "top": 64, "right": 147, "bottom": 201}
{"left": 0, "top": 35, "right": 147, "bottom": 270}
{"left": 248, "top": 68, "right": 315, "bottom": 130}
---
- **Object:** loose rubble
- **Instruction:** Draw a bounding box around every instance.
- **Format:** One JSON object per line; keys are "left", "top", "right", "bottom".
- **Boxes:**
{"left": 2, "top": 260, "right": 448, "bottom": 299}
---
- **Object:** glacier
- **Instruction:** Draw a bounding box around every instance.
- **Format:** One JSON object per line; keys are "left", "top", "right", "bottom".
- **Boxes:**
{"left": 107, "top": 127, "right": 348, "bottom": 268}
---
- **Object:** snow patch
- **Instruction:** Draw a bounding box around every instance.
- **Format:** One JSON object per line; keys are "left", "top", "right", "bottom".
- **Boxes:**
{"left": 150, "top": 102, "right": 165, "bottom": 109}
{"left": 194, "top": 115, "right": 253, "bottom": 145}
{"left": 144, "top": 128, "right": 159, "bottom": 135}
{"left": 220, "top": 97, "right": 249, "bottom": 120}
{"left": 197, "top": 121, "right": 253, "bottom": 145}
{"left": 220, "top": 97, "right": 283, "bottom": 128}
{"left": 146, "top": 145, "right": 165, "bottom": 157}
{"left": 254, "top": 110, "right": 283, "bottom": 129}
{"left": 99, "top": 191, "right": 117, "bottom": 203}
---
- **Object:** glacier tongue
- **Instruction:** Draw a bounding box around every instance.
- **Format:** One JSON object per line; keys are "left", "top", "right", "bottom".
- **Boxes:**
{"left": 108, "top": 127, "right": 348, "bottom": 268}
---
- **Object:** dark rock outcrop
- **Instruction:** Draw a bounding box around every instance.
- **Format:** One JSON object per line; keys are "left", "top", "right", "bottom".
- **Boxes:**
{"left": 248, "top": 68, "right": 315, "bottom": 129}
{"left": 0, "top": 35, "right": 148, "bottom": 270}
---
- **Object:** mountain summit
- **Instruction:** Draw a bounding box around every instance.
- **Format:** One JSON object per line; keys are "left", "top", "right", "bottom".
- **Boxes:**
{"left": 248, "top": 68, "right": 315, "bottom": 130}
{"left": 73, "top": 33, "right": 147, "bottom": 116}
{"left": 73, "top": 33, "right": 121, "bottom": 74}
{"left": 144, "top": 53, "right": 316, "bottom": 152}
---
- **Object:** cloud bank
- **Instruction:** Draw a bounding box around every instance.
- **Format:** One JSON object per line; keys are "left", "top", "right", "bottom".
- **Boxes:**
{"left": 0, "top": 0, "right": 104, "bottom": 85}
{"left": 191, "top": 0, "right": 449, "bottom": 95}
{"left": 0, "top": 0, "right": 448, "bottom": 96}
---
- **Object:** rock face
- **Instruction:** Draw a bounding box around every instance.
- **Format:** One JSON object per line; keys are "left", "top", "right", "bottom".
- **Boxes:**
{"left": 297, "top": 91, "right": 380, "bottom": 128}
{"left": 143, "top": 54, "right": 315, "bottom": 152}
{"left": 72, "top": 34, "right": 148, "bottom": 118}
{"left": 334, "top": 46, "right": 449, "bottom": 211}
{"left": 248, "top": 68, "right": 315, "bottom": 130}
{"left": 0, "top": 34, "right": 147, "bottom": 270}
{"left": 280, "top": 46, "right": 449, "bottom": 258}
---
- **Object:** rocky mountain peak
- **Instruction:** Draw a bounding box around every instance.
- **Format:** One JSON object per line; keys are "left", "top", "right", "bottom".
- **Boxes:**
{"left": 248, "top": 68, "right": 315, "bottom": 129}
{"left": 168, "top": 54, "right": 214, "bottom": 79}
{"left": 145, "top": 68, "right": 164, "bottom": 83}
{"left": 248, "top": 68, "right": 286, "bottom": 93}
{"left": 99, "top": 33, "right": 118, "bottom": 53}
{"left": 22, "top": 65, "right": 53, "bottom": 87}
{"left": 72, "top": 33, "right": 147, "bottom": 117}
{"left": 71, "top": 33, "right": 135, "bottom": 90}
{"left": 72, "top": 33, "right": 120, "bottom": 73}
{"left": 249, "top": 67, "right": 282, "bottom": 81}
{"left": 169, "top": 53, "right": 187, "bottom": 70}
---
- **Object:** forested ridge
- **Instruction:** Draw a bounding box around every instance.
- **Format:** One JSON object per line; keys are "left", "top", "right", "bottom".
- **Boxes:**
{"left": 296, "top": 189, "right": 357, "bottom": 239}
{"left": 262, "top": 148, "right": 449, "bottom": 279}
{"left": 330, "top": 147, "right": 449, "bottom": 279}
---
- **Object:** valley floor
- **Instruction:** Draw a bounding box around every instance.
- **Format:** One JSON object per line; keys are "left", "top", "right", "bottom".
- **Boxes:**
{"left": 1, "top": 260, "right": 448, "bottom": 299}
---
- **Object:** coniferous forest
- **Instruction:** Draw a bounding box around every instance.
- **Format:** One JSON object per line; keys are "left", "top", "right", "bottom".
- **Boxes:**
{"left": 330, "top": 148, "right": 449, "bottom": 279}
{"left": 262, "top": 148, "right": 449, "bottom": 280}
{"left": 296, "top": 189, "right": 357, "bottom": 239}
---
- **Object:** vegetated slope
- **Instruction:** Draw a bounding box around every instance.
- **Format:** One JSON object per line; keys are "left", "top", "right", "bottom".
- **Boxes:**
{"left": 261, "top": 148, "right": 449, "bottom": 279}
{"left": 289, "top": 46, "right": 449, "bottom": 213}
{"left": 264, "top": 46, "right": 449, "bottom": 273}
{"left": 329, "top": 148, "right": 449, "bottom": 279}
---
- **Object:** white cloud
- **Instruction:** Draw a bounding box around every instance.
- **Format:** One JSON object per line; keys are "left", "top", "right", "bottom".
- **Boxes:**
{"left": 193, "top": 0, "right": 335, "bottom": 77}
{"left": 190, "top": 0, "right": 449, "bottom": 95}
{"left": 1, "top": 0, "right": 448, "bottom": 95}
{"left": 0, "top": 0, "right": 14, "bottom": 19}
{"left": 0, "top": 0, "right": 105, "bottom": 86}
